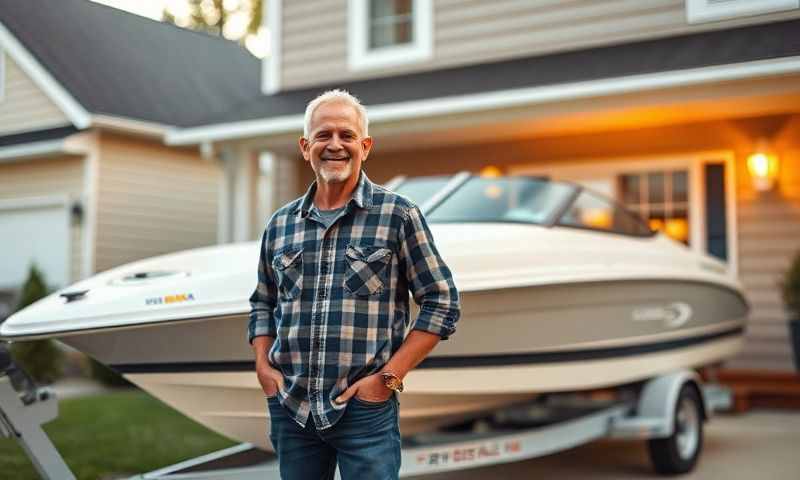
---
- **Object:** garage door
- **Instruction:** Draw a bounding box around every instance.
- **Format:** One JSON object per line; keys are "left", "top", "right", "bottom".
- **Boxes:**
{"left": 0, "top": 197, "right": 70, "bottom": 291}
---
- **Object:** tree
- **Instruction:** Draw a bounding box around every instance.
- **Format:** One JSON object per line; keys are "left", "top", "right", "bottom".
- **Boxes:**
{"left": 162, "top": 0, "right": 263, "bottom": 44}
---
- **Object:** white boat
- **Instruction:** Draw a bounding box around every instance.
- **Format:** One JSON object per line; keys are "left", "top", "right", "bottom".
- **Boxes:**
{"left": 0, "top": 174, "right": 749, "bottom": 451}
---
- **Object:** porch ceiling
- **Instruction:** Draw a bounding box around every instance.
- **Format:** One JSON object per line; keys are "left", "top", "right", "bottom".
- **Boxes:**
{"left": 370, "top": 74, "right": 800, "bottom": 152}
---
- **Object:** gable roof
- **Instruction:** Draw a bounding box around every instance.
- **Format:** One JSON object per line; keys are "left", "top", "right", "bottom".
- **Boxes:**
{"left": 0, "top": 0, "right": 260, "bottom": 127}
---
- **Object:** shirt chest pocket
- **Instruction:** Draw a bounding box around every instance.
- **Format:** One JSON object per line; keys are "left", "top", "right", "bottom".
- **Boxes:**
{"left": 272, "top": 248, "right": 303, "bottom": 300}
{"left": 344, "top": 244, "right": 393, "bottom": 297}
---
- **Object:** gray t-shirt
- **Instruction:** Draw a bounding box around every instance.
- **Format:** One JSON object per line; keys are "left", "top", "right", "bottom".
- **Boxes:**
{"left": 310, "top": 204, "right": 347, "bottom": 229}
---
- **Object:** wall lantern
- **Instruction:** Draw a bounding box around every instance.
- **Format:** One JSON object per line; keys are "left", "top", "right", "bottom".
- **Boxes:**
{"left": 746, "top": 139, "right": 779, "bottom": 192}
{"left": 70, "top": 201, "right": 84, "bottom": 226}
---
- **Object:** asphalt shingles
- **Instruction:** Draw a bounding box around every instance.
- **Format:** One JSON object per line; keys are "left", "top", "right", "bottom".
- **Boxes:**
{"left": 0, "top": 0, "right": 260, "bottom": 127}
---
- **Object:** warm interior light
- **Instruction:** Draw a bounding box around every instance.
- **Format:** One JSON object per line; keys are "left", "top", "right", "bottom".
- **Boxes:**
{"left": 479, "top": 165, "right": 503, "bottom": 178}
{"left": 581, "top": 208, "right": 612, "bottom": 229}
{"left": 648, "top": 218, "right": 664, "bottom": 232}
{"left": 664, "top": 218, "right": 689, "bottom": 243}
{"left": 746, "top": 140, "right": 779, "bottom": 191}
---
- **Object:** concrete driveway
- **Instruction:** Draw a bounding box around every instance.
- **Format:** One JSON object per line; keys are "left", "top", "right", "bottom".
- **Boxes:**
{"left": 411, "top": 410, "right": 800, "bottom": 479}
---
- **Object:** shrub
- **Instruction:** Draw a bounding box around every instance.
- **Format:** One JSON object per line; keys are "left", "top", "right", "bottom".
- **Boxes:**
{"left": 87, "top": 357, "right": 132, "bottom": 387}
{"left": 782, "top": 251, "right": 800, "bottom": 318}
{"left": 8, "top": 265, "right": 63, "bottom": 384}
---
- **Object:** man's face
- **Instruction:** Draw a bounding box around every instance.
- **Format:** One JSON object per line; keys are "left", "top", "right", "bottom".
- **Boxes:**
{"left": 300, "top": 101, "right": 372, "bottom": 186}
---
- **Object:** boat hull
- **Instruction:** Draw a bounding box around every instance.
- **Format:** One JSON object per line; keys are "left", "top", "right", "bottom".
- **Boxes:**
{"left": 52, "top": 278, "right": 747, "bottom": 451}
{"left": 118, "top": 332, "right": 741, "bottom": 451}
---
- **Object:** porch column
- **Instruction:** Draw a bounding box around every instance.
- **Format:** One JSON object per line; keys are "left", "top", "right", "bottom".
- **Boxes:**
{"left": 217, "top": 144, "right": 256, "bottom": 244}
{"left": 273, "top": 152, "right": 300, "bottom": 210}
{"left": 232, "top": 146, "right": 256, "bottom": 243}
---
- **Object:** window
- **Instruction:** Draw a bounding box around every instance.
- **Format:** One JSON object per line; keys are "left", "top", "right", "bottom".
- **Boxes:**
{"left": 348, "top": 0, "right": 433, "bottom": 70}
{"left": 686, "top": 0, "right": 799, "bottom": 24}
{"left": 369, "top": 0, "right": 414, "bottom": 49}
{"left": 619, "top": 170, "right": 689, "bottom": 244}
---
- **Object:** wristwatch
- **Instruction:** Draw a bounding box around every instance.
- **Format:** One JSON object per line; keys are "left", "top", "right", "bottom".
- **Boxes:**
{"left": 381, "top": 371, "right": 404, "bottom": 393}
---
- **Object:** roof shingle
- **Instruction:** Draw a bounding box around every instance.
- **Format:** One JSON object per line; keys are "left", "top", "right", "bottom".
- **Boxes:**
{"left": 0, "top": 0, "right": 261, "bottom": 127}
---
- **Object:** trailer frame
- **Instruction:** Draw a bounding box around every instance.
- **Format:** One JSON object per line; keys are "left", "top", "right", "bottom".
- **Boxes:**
{"left": 1, "top": 367, "right": 731, "bottom": 479}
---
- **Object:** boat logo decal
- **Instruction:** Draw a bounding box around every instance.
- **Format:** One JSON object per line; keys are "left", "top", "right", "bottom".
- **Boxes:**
{"left": 145, "top": 293, "right": 196, "bottom": 306}
{"left": 632, "top": 302, "right": 692, "bottom": 328}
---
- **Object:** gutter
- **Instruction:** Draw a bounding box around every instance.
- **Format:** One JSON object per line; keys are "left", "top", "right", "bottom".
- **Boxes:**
{"left": 0, "top": 115, "right": 171, "bottom": 163}
{"left": 0, "top": 139, "right": 73, "bottom": 163}
{"left": 165, "top": 55, "right": 800, "bottom": 146}
{"left": 91, "top": 115, "right": 170, "bottom": 139}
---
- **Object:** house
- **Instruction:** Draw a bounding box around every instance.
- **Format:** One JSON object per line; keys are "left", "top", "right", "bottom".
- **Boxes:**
{"left": 167, "top": 1, "right": 800, "bottom": 373}
{"left": 0, "top": 0, "right": 260, "bottom": 315}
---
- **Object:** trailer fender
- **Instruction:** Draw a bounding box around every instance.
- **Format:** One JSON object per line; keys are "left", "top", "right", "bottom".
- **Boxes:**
{"left": 635, "top": 370, "right": 705, "bottom": 438}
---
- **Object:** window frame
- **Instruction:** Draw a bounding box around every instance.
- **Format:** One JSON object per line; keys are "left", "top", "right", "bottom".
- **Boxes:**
{"left": 618, "top": 170, "right": 690, "bottom": 244}
{"left": 348, "top": 0, "right": 433, "bottom": 71}
{"left": 686, "top": 0, "right": 799, "bottom": 24}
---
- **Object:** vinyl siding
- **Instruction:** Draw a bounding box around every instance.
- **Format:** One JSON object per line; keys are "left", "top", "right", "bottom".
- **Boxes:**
{"left": 279, "top": 0, "right": 800, "bottom": 90}
{"left": 0, "top": 155, "right": 84, "bottom": 283}
{"left": 94, "top": 133, "right": 221, "bottom": 273}
{"left": 337, "top": 114, "right": 798, "bottom": 371}
{"left": 0, "top": 51, "right": 70, "bottom": 135}
{"left": 727, "top": 145, "right": 800, "bottom": 372}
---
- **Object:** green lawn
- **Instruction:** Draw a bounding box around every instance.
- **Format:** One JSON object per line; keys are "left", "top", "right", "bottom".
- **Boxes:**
{"left": 0, "top": 389, "right": 237, "bottom": 480}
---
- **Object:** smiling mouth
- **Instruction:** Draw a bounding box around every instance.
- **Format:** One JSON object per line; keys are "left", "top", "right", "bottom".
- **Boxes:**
{"left": 322, "top": 157, "right": 350, "bottom": 162}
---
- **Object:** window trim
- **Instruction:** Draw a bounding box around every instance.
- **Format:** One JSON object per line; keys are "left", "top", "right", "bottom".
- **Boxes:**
{"left": 348, "top": 0, "right": 433, "bottom": 71}
{"left": 686, "top": 0, "right": 799, "bottom": 24}
{"left": 262, "top": 0, "right": 282, "bottom": 95}
{"left": 509, "top": 150, "right": 739, "bottom": 276}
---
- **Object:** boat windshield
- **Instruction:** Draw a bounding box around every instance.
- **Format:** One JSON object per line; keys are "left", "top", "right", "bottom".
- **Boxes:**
{"left": 392, "top": 175, "right": 654, "bottom": 236}
{"left": 426, "top": 176, "right": 575, "bottom": 225}
{"left": 392, "top": 176, "right": 451, "bottom": 206}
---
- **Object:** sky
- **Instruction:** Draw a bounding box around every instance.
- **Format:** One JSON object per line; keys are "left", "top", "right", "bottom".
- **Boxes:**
{"left": 91, "top": 0, "right": 176, "bottom": 21}
{"left": 89, "top": 0, "right": 268, "bottom": 57}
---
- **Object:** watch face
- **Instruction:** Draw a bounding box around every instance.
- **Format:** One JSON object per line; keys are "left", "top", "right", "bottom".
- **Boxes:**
{"left": 383, "top": 373, "right": 403, "bottom": 392}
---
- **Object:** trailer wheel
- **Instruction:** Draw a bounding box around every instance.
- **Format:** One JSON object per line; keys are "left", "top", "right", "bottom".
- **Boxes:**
{"left": 647, "top": 384, "right": 703, "bottom": 475}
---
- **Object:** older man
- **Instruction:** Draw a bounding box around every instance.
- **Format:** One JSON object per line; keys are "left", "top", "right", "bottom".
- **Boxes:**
{"left": 248, "top": 89, "right": 460, "bottom": 480}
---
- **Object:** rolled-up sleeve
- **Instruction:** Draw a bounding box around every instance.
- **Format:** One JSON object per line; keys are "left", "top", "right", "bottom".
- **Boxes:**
{"left": 398, "top": 206, "right": 461, "bottom": 340}
{"left": 247, "top": 229, "right": 278, "bottom": 344}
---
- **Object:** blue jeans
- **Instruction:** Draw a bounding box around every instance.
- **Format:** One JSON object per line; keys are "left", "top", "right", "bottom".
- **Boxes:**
{"left": 267, "top": 395, "right": 401, "bottom": 480}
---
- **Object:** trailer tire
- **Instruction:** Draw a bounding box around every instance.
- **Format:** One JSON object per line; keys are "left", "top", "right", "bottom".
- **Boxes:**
{"left": 647, "top": 384, "right": 703, "bottom": 475}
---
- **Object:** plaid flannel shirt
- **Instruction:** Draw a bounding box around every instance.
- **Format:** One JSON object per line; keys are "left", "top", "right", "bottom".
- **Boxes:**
{"left": 248, "top": 171, "right": 460, "bottom": 430}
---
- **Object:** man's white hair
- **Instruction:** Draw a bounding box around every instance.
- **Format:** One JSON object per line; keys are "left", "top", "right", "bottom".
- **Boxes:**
{"left": 303, "top": 89, "right": 369, "bottom": 138}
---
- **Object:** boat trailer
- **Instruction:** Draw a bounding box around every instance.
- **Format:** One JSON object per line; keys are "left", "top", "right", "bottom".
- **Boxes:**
{"left": 2, "top": 347, "right": 731, "bottom": 479}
